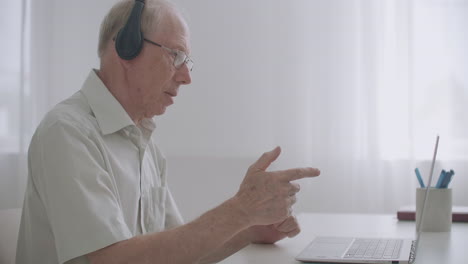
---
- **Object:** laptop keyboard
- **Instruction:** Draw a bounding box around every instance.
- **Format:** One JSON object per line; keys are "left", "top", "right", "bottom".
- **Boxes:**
{"left": 344, "top": 239, "right": 403, "bottom": 259}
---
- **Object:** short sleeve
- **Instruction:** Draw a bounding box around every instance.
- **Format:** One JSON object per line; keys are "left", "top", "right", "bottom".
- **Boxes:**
{"left": 30, "top": 120, "right": 133, "bottom": 263}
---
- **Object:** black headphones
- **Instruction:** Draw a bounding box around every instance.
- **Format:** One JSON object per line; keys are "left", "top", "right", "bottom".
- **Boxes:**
{"left": 115, "top": 0, "right": 146, "bottom": 60}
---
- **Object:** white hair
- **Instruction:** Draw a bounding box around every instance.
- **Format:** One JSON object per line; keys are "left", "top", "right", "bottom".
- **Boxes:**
{"left": 97, "top": 0, "right": 182, "bottom": 58}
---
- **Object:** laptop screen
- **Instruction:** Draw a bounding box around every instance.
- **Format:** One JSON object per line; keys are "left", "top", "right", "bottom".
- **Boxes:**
{"left": 414, "top": 135, "right": 440, "bottom": 257}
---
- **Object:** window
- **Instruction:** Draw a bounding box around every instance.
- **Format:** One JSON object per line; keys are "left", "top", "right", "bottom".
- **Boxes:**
{"left": 377, "top": 0, "right": 468, "bottom": 160}
{"left": 0, "top": 0, "right": 31, "bottom": 154}
{"left": 412, "top": 0, "right": 468, "bottom": 160}
{"left": 0, "top": 0, "right": 30, "bottom": 209}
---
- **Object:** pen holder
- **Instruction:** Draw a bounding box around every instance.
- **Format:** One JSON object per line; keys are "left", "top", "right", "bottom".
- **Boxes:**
{"left": 416, "top": 188, "right": 452, "bottom": 232}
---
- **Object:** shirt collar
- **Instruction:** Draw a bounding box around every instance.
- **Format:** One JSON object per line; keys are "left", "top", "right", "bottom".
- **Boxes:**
{"left": 81, "top": 69, "right": 136, "bottom": 135}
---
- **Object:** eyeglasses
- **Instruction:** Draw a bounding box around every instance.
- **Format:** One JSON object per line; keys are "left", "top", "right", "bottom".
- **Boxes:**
{"left": 144, "top": 38, "right": 194, "bottom": 71}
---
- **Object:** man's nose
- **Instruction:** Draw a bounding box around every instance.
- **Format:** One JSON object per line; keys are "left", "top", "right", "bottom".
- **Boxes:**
{"left": 175, "top": 64, "right": 192, "bottom": 85}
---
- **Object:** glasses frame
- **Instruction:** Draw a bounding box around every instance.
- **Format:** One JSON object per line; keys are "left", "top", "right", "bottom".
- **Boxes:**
{"left": 144, "top": 38, "right": 193, "bottom": 71}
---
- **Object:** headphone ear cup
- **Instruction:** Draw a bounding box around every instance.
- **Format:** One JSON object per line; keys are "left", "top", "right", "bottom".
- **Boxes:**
{"left": 115, "top": 0, "right": 145, "bottom": 60}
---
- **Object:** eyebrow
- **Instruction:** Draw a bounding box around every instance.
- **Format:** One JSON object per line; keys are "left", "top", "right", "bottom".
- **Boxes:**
{"left": 172, "top": 37, "right": 191, "bottom": 54}
{"left": 174, "top": 44, "right": 190, "bottom": 55}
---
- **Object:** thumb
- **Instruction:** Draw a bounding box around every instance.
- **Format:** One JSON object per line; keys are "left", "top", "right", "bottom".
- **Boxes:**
{"left": 252, "top": 146, "right": 281, "bottom": 172}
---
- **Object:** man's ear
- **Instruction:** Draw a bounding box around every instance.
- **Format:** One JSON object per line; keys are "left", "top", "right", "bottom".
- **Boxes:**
{"left": 111, "top": 42, "right": 133, "bottom": 70}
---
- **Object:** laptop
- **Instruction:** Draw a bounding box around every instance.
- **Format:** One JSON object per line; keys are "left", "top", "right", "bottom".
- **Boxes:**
{"left": 296, "top": 135, "right": 440, "bottom": 264}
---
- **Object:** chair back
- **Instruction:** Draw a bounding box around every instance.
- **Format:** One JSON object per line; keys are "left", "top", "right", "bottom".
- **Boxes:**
{"left": 0, "top": 208, "right": 21, "bottom": 264}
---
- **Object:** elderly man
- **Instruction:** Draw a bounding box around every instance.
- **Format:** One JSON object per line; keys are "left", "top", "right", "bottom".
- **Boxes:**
{"left": 16, "top": 0, "right": 320, "bottom": 263}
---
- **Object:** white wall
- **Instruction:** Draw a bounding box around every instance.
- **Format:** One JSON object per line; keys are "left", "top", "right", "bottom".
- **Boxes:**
{"left": 33, "top": 0, "right": 361, "bottom": 157}
{"left": 158, "top": 0, "right": 366, "bottom": 220}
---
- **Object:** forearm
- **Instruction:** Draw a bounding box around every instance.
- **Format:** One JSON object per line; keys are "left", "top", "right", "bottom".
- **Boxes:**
{"left": 87, "top": 197, "right": 250, "bottom": 264}
{"left": 198, "top": 227, "right": 254, "bottom": 264}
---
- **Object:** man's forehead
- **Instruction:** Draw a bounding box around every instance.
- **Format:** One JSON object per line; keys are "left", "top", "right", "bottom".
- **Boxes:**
{"left": 152, "top": 12, "right": 191, "bottom": 52}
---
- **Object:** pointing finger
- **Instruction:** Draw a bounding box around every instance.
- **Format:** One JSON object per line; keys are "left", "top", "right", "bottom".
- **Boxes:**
{"left": 276, "top": 167, "right": 321, "bottom": 182}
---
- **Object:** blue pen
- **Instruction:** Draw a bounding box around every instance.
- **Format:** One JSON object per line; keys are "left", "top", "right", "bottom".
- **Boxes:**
{"left": 415, "top": 168, "right": 425, "bottom": 188}
{"left": 440, "top": 170, "right": 454, "bottom": 188}
{"left": 446, "top": 170, "right": 455, "bottom": 187}
{"left": 436, "top": 170, "right": 447, "bottom": 188}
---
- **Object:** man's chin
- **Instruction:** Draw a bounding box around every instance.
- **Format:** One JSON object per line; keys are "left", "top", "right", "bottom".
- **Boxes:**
{"left": 153, "top": 106, "right": 168, "bottom": 116}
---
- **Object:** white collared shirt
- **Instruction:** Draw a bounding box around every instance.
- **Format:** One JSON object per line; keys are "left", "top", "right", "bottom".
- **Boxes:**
{"left": 16, "top": 70, "right": 184, "bottom": 264}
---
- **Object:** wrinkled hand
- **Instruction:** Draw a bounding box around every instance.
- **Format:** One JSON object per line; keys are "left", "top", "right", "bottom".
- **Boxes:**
{"left": 248, "top": 216, "right": 301, "bottom": 244}
{"left": 234, "top": 146, "right": 320, "bottom": 226}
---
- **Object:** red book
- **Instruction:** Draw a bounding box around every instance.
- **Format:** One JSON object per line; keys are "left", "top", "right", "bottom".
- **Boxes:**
{"left": 397, "top": 205, "right": 468, "bottom": 222}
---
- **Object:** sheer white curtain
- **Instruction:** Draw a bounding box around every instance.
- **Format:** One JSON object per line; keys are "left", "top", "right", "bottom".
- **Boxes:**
{"left": 0, "top": 0, "right": 31, "bottom": 210}
{"left": 269, "top": 0, "right": 468, "bottom": 214}
{"left": 159, "top": 0, "right": 467, "bottom": 218}
{"left": 0, "top": 0, "right": 107, "bottom": 211}
{"left": 263, "top": 0, "right": 417, "bottom": 213}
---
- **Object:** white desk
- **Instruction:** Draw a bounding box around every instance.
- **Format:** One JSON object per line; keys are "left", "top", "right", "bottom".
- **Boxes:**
{"left": 220, "top": 213, "right": 468, "bottom": 264}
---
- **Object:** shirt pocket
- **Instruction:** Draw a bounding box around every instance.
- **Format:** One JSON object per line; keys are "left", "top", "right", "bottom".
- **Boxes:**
{"left": 145, "top": 186, "right": 167, "bottom": 233}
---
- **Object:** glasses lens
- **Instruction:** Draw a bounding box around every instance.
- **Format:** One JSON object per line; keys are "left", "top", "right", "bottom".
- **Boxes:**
{"left": 174, "top": 51, "right": 193, "bottom": 71}
{"left": 185, "top": 58, "right": 194, "bottom": 71}
{"left": 174, "top": 51, "right": 186, "bottom": 68}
